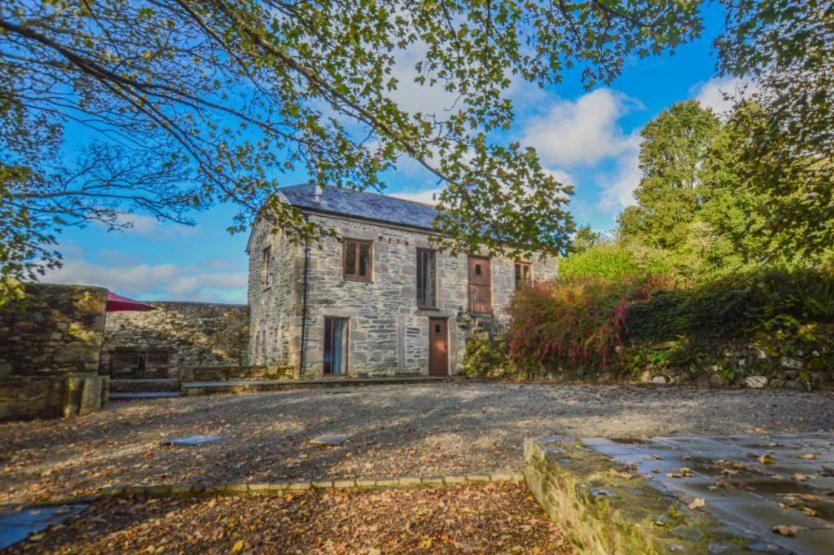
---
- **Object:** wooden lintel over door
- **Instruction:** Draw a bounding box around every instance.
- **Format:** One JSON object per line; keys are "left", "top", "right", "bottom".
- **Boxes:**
{"left": 467, "top": 256, "right": 492, "bottom": 313}
{"left": 428, "top": 317, "right": 449, "bottom": 376}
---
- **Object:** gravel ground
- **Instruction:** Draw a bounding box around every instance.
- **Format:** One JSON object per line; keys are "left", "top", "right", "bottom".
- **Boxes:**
{"left": 5, "top": 483, "right": 570, "bottom": 554}
{"left": 2, "top": 382, "right": 833, "bottom": 505}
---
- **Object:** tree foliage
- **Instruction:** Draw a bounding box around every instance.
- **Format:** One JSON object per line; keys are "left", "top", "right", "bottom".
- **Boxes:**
{"left": 716, "top": 0, "right": 834, "bottom": 256}
{"left": 0, "top": 0, "right": 708, "bottom": 293}
{"left": 618, "top": 101, "right": 721, "bottom": 251}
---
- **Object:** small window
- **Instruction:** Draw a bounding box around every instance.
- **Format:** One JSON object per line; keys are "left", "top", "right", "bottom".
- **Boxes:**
{"left": 416, "top": 248, "right": 437, "bottom": 308}
{"left": 343, "top": 239, "right": 372, "bottom": 281}
{"left": 261, "top": 247, "right": 272, "bottom": 288}
{"left": 323, "top": 317, "right": 349, "bottom": 375}
{"left": 514, "top": 262, "right": 532, "bottom": 290}
{"left": 475, "top": 263, "right": 482, "bottom": 275}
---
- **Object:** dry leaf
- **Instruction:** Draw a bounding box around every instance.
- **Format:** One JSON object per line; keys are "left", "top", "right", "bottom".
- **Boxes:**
{"left": 799, "top": 453, "right": 817, "bottom": 460}
{"left": 793, "top": 473, "right": 812, "bottom": 481}
{"left": 231, "top": 540, "right": 245, "bottom": 552}
{"left": 758, "top": 454, "right": 774, "bottom": 464}
{"left": 772, "top": 524, "right": 803, "bottom": 537}
{"left": 688, "top": 498, "right": 705, "bottom": 510}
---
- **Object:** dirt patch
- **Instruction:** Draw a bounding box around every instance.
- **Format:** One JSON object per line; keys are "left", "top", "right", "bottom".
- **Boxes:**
{"left": 4, "top": 484, "right": 571, "bottom": 554}
{"left": 2, "top": 382, "right": 833, "bottom": 505}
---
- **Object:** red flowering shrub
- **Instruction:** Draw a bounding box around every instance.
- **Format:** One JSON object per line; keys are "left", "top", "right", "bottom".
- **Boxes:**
{"left": 507, "top": 275, "right": 671, "bottom": 376}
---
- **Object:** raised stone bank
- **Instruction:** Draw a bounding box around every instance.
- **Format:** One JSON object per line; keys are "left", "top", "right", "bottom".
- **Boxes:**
{"left": 525, "top": 434, "right": 834, "bottom": 554}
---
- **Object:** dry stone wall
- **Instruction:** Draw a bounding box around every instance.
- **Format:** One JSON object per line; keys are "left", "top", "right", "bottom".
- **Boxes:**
{"left": 0, "top": 283, "right": 108, "bottom": 420}
{"left": 103, "top": 301, "right": 249, "bottom": 377}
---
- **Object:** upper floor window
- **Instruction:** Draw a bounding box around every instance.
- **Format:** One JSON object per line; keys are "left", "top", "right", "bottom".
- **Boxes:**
{"left": 343, "top": 239, "right": 372, "bottom": 281}
{"left": 261, "top": 246, "right": 272, "bottom": 288}
{"left": 416, "top": 248, "right": 437, "bottom": 308}
{"left": 514, "top": 262, "right": 532, "bottom": 290}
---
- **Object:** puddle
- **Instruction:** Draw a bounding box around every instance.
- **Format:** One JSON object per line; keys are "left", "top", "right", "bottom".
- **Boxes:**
{"left": 161, "top": 435, "right": 223, "bottom": 447}
{"left": 610, "top": 437, "right": 649, "bottom": 445}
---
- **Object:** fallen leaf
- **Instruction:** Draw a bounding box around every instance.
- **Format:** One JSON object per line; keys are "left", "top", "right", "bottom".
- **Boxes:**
{"left": 758, "top": 455, "right": 774, "bottom": 465}
{"left": 688, "top": 498, "right": 705, "bottom": 510}
{"left": 793, "top": 473, "right": 813, "bottom": 481}
{"left": 772, "top": 524, "right": 803, "bottom": 537}
{"left": 231, "top": 540, "right": 245, "bottom": 552}
{"left": 799, "top": 453, "right": 817, "bottom": 460}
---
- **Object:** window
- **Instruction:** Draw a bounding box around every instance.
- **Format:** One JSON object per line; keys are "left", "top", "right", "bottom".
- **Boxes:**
{"left": 343, "top": 239, "right": 372, "bottom": 281}
{"left": 261, "top": 247, "right": 272, "bottom": 288}
{"left": 323, "top": 317, "right": 349, "bottom": 375}
{"left": 416, "top": 248, "right": 437, "bottom": 308}
{"left": 514, "top": 262, "right": 532, "bottom": 290}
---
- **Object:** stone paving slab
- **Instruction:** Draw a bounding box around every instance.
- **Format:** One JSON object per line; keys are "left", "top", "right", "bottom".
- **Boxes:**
{"left": 537, "top": 433, "right": 834, "bottom": 554}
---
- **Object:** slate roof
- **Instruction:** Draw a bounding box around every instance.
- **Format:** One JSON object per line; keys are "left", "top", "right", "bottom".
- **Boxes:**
{"left": 280, "top": 183, "right": 439, "bottom": 230}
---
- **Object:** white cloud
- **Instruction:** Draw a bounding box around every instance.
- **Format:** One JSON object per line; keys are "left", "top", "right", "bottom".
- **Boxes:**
{"left": 42, "top": 259, "right": 247, "bottom": 303}
{"left": 521, "top": 88, "right": 641, "bottom": 167}
{"left": 389, "top": 187, "right": 443, "bottom": 205}
{"left": 691, "top": 77, "right": 758, "bottom": 116}
{"left": 597, "top": 142, "right": 642, "bottom": 212}
{"left": 388, "top": 42, "right": 461, "bottom": 118}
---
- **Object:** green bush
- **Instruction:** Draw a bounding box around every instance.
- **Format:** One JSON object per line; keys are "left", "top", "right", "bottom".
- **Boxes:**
{"left": 458, "top": 333, "right": 516, "bottom": 377}
{"left": 558, "top": 245, "right": 639, "bottom": 280}
{"left": 625, "top": 267, "right": 834, "bottom": 341}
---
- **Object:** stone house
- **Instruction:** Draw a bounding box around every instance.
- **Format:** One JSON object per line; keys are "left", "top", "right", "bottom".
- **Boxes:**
{"left": 247, "top": 184, "right": 558, "bottom": 378}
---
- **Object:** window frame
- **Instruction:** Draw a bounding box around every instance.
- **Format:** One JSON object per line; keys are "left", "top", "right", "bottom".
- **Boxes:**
{"left": 261, "top": 246, "right": 272, "bottom": 289}
{"left": 342, "top": 238, "right": 373, "bottom": 282}
{"left": 416, "top": 247, "right": 438, "bottom": 309}
{"left": 514, "top": 261, "right": 532, "bottom": 290}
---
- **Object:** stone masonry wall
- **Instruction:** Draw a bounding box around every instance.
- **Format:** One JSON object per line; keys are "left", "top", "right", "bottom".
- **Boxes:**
{"left": 248, "top": 211, "right": 558, "bottom": 377}
{"left": 247, "top": 224, "right": 303, "bottom": 372}
{"left": 104, "top": 301, "right": 249, "bottom": 376}
{"left": 0, "top": 283, "right": 108, "bottom": 419}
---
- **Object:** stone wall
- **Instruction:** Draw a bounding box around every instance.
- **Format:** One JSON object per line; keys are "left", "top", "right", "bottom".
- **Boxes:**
{"left": 103, "top": 301, "right": 249, "bottom": 377}
{"left": 0, "top": 283, "right": 108, "bottom": 420}
{"left": 248, "top": 211, "right": 558, "bottom": 377}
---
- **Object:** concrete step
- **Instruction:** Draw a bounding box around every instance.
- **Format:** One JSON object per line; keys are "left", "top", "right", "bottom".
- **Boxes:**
{"left": 110, "top": 378, "right": 179, "bottom": 393}
{"left": 181, "top": 376, "right": 451, "bottom": 396}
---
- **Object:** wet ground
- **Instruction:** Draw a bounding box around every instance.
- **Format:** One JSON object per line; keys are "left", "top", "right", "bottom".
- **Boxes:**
{"left": 587, "top": 434, "right": 834, "bottom": 554}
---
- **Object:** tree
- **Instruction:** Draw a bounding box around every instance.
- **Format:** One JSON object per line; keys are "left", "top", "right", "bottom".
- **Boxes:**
{"left": 618, "top": 101, "right": 721, "bottom": 250}
{"left": 568, "top": 225, "right": 602, "bottom": 254}
{"left": 716, "top": 0, "right": 834, "bottom": 257}
{"left": 0, "top": 0, "right": 706, "bottom": 297}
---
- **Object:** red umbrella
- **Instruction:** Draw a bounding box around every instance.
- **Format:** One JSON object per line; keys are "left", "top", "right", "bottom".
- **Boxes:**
{"left": 106, "top": 292, "right": 155, "bottom": 312}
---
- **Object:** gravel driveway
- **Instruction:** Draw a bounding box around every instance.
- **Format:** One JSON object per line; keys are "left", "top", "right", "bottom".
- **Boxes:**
{"left": 2, "top": 382, "right": 833, "bottom": 505}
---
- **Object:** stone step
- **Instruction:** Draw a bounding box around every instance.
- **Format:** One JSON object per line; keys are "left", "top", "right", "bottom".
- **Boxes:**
{"left": 181, "top": 375, "right": 451, "bottom": 396}
{"left": 110, "top": 378, "right": 179, "bottom": 393}
{"left": 109, "top": 391, "right": 182, "bottom": 400}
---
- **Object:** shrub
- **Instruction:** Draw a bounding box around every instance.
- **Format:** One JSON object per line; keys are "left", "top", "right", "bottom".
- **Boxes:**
{"left": 558, "top": 245, "right": 639, "bottom": 280}
{"left": 458, "top": 333, "right": 516, "bottom": 377}
{"left": 625, "top": 267, "right": 834, "bottom": 342}
{"left": 506, "top": 274, "right": 671, "bottom": 375}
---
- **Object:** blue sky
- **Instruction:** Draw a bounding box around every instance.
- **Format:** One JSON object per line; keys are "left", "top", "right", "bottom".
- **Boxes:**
{"left": 45, "top": 5, "right": 744, "bottom": 304}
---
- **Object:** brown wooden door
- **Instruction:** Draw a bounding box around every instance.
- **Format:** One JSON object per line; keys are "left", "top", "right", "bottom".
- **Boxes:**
{"left": 429, "top": 318, "right": 448, "bottom": 376}
{"left": 468, "top": 256, "right": 492, "bottom": 313}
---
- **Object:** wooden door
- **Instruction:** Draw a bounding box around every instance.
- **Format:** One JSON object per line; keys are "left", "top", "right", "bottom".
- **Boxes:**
{"left": 429, "top": 318, "right": 448, "bottom": 376}
{"left": 468, "top": 256, "right": 492, "bottom": 313}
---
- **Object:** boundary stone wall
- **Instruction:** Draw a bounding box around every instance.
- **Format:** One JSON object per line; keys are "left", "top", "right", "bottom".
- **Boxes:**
{"left": 0, "top": 283, "right": 108, "bottom": 420}
{"left": 103, "top": 301, "right": 249, "bottom": 378}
